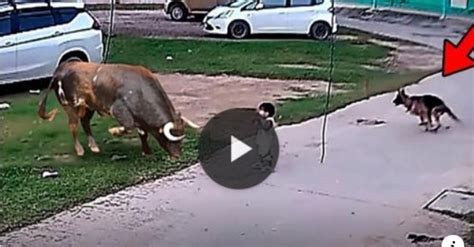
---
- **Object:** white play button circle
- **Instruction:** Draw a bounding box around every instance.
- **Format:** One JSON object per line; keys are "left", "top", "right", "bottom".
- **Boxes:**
{"left": 198, "top": 108, "right": 280, "bottom": 189}
{"left": 230, "top": 135, "right": 252, "bottom": 163}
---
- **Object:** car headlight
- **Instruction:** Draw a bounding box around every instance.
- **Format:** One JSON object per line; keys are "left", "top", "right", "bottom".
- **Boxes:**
{"left": 216, "top": 10, "right": 234, "bottom": 19}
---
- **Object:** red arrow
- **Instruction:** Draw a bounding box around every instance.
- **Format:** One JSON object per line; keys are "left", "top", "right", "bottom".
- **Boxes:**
{"left": 443, "top": 25, "right": 474, "bottom": 77}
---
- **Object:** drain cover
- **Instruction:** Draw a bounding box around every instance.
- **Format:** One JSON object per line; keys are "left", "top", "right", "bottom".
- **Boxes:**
{"left": 424, "top": 189, "right": 474, "bottom": 218}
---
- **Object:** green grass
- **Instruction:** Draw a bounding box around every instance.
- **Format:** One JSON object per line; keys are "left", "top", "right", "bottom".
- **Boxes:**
{"left": 109, "top": 36, "right": 391, "bottom": 83}
{"left": 0, "top": 36, "right": 434, "bottom": 234}
{"left": 0, "top": 96, "right": 199, "bottom": 233}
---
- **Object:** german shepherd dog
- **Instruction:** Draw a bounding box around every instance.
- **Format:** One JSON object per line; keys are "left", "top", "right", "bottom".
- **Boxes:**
{"left": 393, "top": 89, "right": 460, "bottom": 132}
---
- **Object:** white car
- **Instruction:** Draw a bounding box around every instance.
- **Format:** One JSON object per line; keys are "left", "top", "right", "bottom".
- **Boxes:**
{"left": 203, "top": 0, "right": 337, "bottom": 40}
{"left": 0, "top": 0, "right": 103, "bottom": 85}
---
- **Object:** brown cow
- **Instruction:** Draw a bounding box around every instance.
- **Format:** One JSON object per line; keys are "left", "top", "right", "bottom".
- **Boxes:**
{"left": 38, "top": 62, "right": 199, "bottom": 159}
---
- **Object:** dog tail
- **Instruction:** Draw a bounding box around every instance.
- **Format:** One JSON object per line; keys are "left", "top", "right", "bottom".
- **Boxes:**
{"left": 444, "top": 106, "right": 460, "bottom": 122}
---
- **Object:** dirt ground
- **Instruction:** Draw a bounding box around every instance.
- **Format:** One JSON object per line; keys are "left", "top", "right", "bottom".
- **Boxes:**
{"left": 157, "top": 74, "right": 342, "bottom": 126}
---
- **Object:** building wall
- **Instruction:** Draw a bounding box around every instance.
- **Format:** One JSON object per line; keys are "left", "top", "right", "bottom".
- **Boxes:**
{"left": 337, "top": 0, "right": 474, "bottom": 16}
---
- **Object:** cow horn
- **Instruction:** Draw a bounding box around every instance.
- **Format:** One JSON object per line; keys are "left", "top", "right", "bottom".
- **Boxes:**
{"left": 163, "top": 122, "right": 185, "bottom": 141}
{"left": 181, "top": 116, "right": 200, "bottom": 129}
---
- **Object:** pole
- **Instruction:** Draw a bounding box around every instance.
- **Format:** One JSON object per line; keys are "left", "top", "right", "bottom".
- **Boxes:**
{"left": 441, "top": 0, "right": 448, "bottom": 20}
{"left": 372, "top": 0, "right": 377, "bottom": 9}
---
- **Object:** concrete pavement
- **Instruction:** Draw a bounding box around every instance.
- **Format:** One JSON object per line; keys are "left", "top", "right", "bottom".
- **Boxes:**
{"left": 1, "top": 69, "right": 472, "bottom": 246}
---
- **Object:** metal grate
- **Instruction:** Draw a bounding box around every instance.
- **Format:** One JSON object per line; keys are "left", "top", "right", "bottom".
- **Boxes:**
{"left": 423, "top": 189, "right": 474, "bottom": 220}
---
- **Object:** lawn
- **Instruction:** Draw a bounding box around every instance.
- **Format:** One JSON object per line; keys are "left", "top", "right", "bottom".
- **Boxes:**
{"left": 109, "top": 36, "right": 391, "bottom": 83}
{"left": 0, "top": 36, "right": 433, "bottom": 234}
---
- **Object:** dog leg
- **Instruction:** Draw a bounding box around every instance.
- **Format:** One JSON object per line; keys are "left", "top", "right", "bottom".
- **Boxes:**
{"left": 431, "top": 109, "right": 443, "bottom": 132}
{"left": 425, "top": 111, "right": 433, "bottom": 132}
{"left": 418, "top": 115, "right": 428, "bottom": 126}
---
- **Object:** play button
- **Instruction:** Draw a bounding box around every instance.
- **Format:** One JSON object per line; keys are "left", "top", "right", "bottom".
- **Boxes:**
{"left": 231, "top": 136, "right": 252, "bottom": 162}
{"left": 198, "top": 108, "right": 280, "bottom": 189}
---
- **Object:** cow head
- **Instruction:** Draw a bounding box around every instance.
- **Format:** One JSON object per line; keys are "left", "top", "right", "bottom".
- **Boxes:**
{"left": 155, "top": 118, "right": 184, "bottom": 160}
{"left": 156, "top": 113, "right": 200, "bottom": 160}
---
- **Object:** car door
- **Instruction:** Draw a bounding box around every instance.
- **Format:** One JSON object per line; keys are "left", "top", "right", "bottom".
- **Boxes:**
{"left": 187, "top": 0, "right": 217, "bottom": 11}
{"left": 15, "top": 7, "right": 61, "bottom": 81}
{"left": 247, "top": 0, "right": 288, "bottom": 33}
{"left": 286, "top": 0, "right": 319, "bottom": 33}
{"left": 0, "top": 9, "right": 17, "bottom": 84}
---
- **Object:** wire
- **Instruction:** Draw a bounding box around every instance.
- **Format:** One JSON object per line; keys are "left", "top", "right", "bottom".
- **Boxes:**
{"left": 103, "top": 0, "right": 116, "bottom": 64}
{"left": 320, "top": 0, "right": 336, "bottom": 164}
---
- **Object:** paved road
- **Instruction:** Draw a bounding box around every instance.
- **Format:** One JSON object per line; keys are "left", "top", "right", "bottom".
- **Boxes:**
{"left": 93, "top": 10, "right": 207, "bottom": 38}
{"left": 1, "top": 69, "right": 472, "bottom": 247}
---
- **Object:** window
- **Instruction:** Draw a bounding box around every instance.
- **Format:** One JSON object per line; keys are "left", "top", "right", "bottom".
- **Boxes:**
{"left": 243, "top": 1, "right": 258, "bottom": 10}
{"left": 53, "top": 8, "right": 79, "bottom": 25}
{"left": 290, "top": 0, "right": 313, "bottom": 6}
{"left": 0, "top": 12, "right": 11, "bottom": 36}
{"left": 262, "top": 0, "right": 286, "bottom": 8}
{"left": 18, "top": 8, "right": 55, "bottom": 32}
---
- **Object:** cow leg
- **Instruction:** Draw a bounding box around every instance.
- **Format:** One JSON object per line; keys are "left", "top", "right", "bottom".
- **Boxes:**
{"left": 80, "top": 109, "right": 100, "bottom": 153}
{"left": 138, "top": 129, "right": 152, "bottom": 155}
{"left": 110, "top": 100, "right": 136, "bottom": 135}
{"left": 63, "top": 106, "right": 85, "bottom": 156}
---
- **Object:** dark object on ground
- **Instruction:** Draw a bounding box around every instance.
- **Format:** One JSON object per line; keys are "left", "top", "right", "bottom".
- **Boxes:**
{"left": 355, "top": 118, "right": 386, "bottom": 126}
{"left": 406, "top": 233, "right": 442, "bottom": 243}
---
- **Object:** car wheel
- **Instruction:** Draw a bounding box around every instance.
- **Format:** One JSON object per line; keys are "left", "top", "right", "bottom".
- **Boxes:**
{"left": 228, "top": 21, "right": 250, "bottom": 39}
{"left": 310, "top": 22, "right": 331, "bottom": 40}
{"left": 59, "top": 56, "right": 84, "bottom": 66}
{"left": 64, "top": 56, "right": 82, "bottom": 63}
{"left": 170, "top": 4, "right": 187, "bottom": 21}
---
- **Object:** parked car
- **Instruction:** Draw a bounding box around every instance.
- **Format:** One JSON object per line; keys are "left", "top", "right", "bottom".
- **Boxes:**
{"left": 203, "top": 0, "right": 337, "bottom": 40}
{"left": 164, "top": 0, "right": 233, "bottom": 21}
{"left": 0, "top": 1, "right": 103, "bottom": 85}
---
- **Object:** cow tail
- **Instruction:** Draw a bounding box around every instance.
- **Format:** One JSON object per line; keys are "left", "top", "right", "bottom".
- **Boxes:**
{"left": 38, "top": 77, "right": 59, "bottom": 122}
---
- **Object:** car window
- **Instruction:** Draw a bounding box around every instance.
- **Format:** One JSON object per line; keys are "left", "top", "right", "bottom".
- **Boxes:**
{"left": 290, "top": 0, "right": 324, "bottom": 6}
{"left": 18, "top": 8, "right": 55, "bottom": 32}
{"left": 243, "top": 1, "right": 258, "bottom": 10}
{"left": 228, "top": 0, "right": 252, "bottom": 8}
{"left": 262, "top": 0, "right": 286, "bottom": 8}
{"left": 0, "top": 12, "right": 11, "bottom": 36}
{"left": 290, "top": 0, "right": 312, "bottom": 6}
{"left": 53, "top": 8, "right": 79, "bottom": 25}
